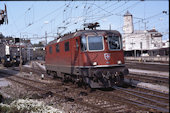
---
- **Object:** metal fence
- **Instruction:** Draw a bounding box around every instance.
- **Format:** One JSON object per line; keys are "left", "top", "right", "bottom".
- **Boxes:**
{"left": 125, "top": 56, "right": 169, "bottom": 63}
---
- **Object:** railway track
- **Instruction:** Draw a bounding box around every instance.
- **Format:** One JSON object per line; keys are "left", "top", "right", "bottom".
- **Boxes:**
{"left": 111, "top": 86, "right": 169, "bottom": 112}
{"left": 82, "top": 83, "right": 169, "bottom": 113}
{"left": 126, "top": 73, "right": 169, "bottom": 86}
{"left": 23, "top": 61, "right": 170, "bottom": 86}
{"left": 21, "top": 64, "right": 169, "bottom": 112}
{"left": 0, "top": 67, "right": 144, "bottom": 112}
{"left": 0, "top": 69, "right": 114, "bottom": 112}
{"left": 1, "top": 64, "right": 169, "bottom": 112}
{"left": 125, "top": 61, "right": 169, "bottom": 72}
{"left": 22, "top": 64, "right": 169, "bottom": 89}
{"left": 20, "top": 61, "right": 169, "bottom": 87}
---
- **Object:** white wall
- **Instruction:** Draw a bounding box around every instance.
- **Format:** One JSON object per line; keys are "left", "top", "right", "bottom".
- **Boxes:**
{"left": 123, "top": 32, "right": 162, "bottom": 51}
{"left": 5, "top": 45, "right": 10, "bottom": 55}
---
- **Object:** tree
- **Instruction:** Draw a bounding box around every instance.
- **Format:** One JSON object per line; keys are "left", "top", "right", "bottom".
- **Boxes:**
{"left": 0, "top": 33, "right": 5, "bottom": 39}
{"left": 33, "top": 42, "right": 44, "bottom": 47}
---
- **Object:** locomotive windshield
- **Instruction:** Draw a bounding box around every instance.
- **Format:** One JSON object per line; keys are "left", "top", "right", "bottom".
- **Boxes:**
{"left": 108, "top": 35, "right": 121, "bottom": 50}
{"left": 80, "top": 35, "right": 104, "bottom": 51}
{"left": 88, "top": 36, "right": 104, "bottom": 51}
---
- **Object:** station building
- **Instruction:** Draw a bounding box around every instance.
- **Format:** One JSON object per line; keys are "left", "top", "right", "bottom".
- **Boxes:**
{"left": 122, "top": 11, "right": 169, "bottom": 57}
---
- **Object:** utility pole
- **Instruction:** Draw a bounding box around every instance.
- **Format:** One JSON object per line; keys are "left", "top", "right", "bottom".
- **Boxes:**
{"left": 45, "top": 31, "right": 47, "bottom": 45}
{"left": 140, "top": 41, "right": 143, "bottom": 61}
{"left": 109, "top": 24, "right": 111, "bottom": 30}
{"left": 19, "top": 33, "right": 22, "bottom": 73}
{"left": 130, "top": 39, "right": 136, "bottom": 57}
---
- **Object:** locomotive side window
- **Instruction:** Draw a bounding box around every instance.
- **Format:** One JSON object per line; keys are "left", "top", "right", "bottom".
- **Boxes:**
{"left": 80, "top": 36, "right": 87, "bottom": 51}
{"left": 65, "top": 41, "right": 69, "bottom": 51}
{"left": 56, "top": 44, "right": 59, "bottom": 52}
{"left": 108, "top": 35, "right": 121, "bottom": 50}
{"left": 49, "top": 46, "right": 52, "bottom": 54}
{"left": 76, "top": 39, "right": 79, "bottom": 51}
{"left": 88, "top": 36, "right": 104, "bottom": 51}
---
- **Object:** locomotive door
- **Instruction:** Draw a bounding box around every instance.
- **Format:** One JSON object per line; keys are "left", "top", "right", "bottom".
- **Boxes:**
{"left": 71, "top": 38, "right": 80, "bottom": 74}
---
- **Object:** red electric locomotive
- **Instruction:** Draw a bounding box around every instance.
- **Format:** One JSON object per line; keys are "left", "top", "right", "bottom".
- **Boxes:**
{"left": 45, "top": 24, "right": 129, "bottom": 88}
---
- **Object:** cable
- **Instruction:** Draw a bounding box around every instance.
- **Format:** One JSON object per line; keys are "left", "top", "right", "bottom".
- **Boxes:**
{"left": 53, "top": 1, "right": 125, "bottom": 33}
{"left": 51, "top": 1, "right": 123, "bottom": 35}
{"left": 116, "top": 11, "right": 168, "bottom": 32}
{"left": 14, "top": 3, "right": 66, "bottom": 36}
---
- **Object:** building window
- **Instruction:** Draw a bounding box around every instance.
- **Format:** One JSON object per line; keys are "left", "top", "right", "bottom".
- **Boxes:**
{"left": 65, "top": 41, "right": 69, "bottom": 51}
{"left": 56, "top": 44, "right": 59, "bottom": 52}
{"left": 49, "top": 46, "right": 52, "bottom": 54}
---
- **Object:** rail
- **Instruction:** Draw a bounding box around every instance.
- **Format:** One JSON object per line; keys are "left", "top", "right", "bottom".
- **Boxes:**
{"left": 125, "top": 56, "right": 169, "bottom": 63}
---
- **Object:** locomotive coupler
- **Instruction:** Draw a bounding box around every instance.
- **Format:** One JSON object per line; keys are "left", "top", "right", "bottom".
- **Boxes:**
{"left": 102, "top": 71, "right": 111, "bottom": 80}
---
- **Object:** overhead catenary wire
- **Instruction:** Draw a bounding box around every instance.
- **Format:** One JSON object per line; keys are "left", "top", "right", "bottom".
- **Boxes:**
{"left": 2, "top": 3, "right": 35, "bottom": 35}
{"left": 60, "top": 1, "right": 134, "bottom": 32}
{"left": 53, "top": 1, "right": 128, "bottom": 33}
{"left": 14, "top": 3, "right": 67, "bottom": 36}
{"left": 47, "top": 1, "right": 140, "bottom": 37}
{"left": 37, "top": 1, "right": 135, "bottom": 36}
{"left": 115, "top": 11, "right": 169, "bottom": 32}
{"left": 26, "top": 1, "right": 73, "bottom": 39}
{"left": 62, "top": 1, "right": 128, "bottom": 30}
{"left": 4, "top": 1, "right": 168, "bottom": 43}
{"left": 90, "top": 1, "right": 141, "bottom": 23}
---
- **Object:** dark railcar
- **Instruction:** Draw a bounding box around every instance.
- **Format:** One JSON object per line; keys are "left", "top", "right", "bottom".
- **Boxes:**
{"left": 12, "top": 55, "right": 20, "bottom": 66}
{"left": 1, "top": 55, "right": 13, "bottom": 67}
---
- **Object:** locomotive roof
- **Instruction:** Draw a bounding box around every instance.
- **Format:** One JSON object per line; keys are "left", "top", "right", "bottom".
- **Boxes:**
{"left": 47, "top": 30, "right": 121, "bottom": 46}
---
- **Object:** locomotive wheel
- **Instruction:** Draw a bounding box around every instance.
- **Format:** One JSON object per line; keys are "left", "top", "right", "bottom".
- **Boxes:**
{"left": 116, "top": 75, "right": 124, "bottom": 86}
{"left": 53, "top": 72, "right": 58, "bottom": 79}
{"left": 76, "top": 77, "right": 88, "bottom": 89}
{"left": 46, "top": 70, "right": 50, "bottom": 75}
{"left": 76, "top": 78, "right": 83, "bottom": 87}
{"left": 82, "top": 82, "right": 89, "bottom": 89}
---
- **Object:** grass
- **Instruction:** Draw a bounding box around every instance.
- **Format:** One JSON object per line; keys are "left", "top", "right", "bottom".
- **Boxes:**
{"left": 0, "top": 93, "right": 62, "bottom": 113}
{"left": 0, "top": 105, "right": 32, "bottom": 113}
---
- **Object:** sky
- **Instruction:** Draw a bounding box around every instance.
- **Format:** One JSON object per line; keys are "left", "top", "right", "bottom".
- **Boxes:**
{"left": 0, "top": 1, "right": 169, "bottom": 44}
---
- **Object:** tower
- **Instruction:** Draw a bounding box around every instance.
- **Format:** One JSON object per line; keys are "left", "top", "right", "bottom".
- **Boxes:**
{"left": 123, "top": 11, "right": 134, "bottom": 34}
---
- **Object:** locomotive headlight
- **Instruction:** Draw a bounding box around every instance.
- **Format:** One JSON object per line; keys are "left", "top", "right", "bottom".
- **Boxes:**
{"left": 93, "top": 62, "right": 98, "bottom": 66}
{"left": 117, "top": 60, "right": 122, "bottom": 65}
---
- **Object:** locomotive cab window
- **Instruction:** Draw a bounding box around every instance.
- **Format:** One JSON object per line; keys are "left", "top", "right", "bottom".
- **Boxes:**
{"left": 80, "top": 36, "right": 87, "bottom": 51}
{"left": 56, "top": 44, "right": 59, "bottom": 52}
{"left": 65, "top": 41, "right": 69, "bottom": 51}
{"left": 88, "top": 36, "right": 104, "bottom": 51}
{"left": 108, "top": 35, "right": 121, "bottom": 50}
{"left": 49, "top": 46, "right": 52, "bottom": 54}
